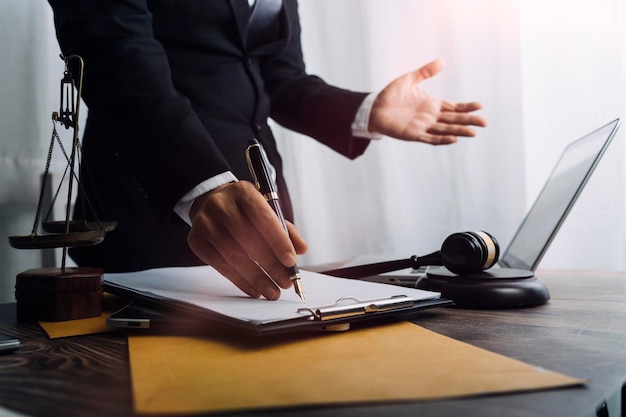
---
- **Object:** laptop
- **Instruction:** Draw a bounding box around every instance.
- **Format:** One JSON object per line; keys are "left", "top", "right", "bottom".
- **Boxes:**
{"left": 335, "top": 118, "right": 621, "bottom": 286}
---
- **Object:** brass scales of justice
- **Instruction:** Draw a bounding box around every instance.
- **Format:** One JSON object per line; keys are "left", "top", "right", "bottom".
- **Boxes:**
{"left": 9, "top": 55, "right": 116, "bottom": 322}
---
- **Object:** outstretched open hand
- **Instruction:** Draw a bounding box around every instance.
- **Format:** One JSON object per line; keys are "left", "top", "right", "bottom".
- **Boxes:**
{"left": 368, "top": 59, "right": 487, "bottom": 144}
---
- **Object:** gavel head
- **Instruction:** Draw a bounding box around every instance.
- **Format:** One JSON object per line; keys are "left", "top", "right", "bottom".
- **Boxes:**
{"left": 440, "top": 231, "right": 499, "bottom": 275}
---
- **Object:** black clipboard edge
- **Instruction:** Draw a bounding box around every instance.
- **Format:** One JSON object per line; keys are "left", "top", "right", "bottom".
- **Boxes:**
{"left": 103, "top": 281, "right": 453, "bottom": 336}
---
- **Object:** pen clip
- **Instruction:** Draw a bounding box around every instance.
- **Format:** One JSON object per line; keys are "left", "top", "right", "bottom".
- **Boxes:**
{"left": 245, "top": 139, "right": 275, "bottom": 197}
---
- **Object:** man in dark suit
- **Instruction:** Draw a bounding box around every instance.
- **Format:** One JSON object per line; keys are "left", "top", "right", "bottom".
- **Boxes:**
{"left": 48, "top": 0, "right": 486, "bottom": 300}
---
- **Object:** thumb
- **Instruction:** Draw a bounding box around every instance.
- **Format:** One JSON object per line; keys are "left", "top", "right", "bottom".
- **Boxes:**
{"left": 410, "top": 58, "right": 445, "bottom": 83}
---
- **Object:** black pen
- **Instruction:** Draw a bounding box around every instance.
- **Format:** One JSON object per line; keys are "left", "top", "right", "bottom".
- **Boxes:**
{"left": 245, "top": 139, "right": 306, "bottom": 303}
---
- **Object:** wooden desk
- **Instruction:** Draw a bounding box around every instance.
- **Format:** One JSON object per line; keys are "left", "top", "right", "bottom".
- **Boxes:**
{"left": 1, "top": 270, "right": 625, "bottom": 417}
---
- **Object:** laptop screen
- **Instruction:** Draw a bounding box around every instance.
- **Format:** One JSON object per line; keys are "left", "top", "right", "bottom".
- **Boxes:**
{"left": 500, "top": 119, "right": 620, "bottom": 271}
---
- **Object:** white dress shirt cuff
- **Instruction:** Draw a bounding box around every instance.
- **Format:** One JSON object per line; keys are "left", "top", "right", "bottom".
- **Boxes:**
{"left": 351, "top": 92, "right": 383, "bottom": 140}
{"left": 174, "top": 171, "right": 239, "bottom": 226}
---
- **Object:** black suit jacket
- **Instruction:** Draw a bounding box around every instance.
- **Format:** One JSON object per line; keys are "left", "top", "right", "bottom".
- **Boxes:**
{"left": 48, "top": 0, "right": 370, "bottom": 272}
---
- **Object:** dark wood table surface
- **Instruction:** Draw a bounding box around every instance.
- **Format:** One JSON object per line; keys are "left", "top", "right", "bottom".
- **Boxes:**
{"left": 1, "top": 269, "right": 625, "bottom": 417}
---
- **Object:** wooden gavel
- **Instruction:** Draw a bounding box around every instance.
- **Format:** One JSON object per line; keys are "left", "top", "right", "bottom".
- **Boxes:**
{"left": 322, "top": 231, "right": 499, "bottom": 279}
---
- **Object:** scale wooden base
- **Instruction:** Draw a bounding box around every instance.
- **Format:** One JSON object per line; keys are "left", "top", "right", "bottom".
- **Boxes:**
{"left": 15, "top": 267, "right": 103, "bottom": 322}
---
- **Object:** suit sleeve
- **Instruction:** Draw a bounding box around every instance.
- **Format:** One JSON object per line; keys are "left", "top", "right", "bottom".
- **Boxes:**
{"left": 47, "top": 0, "right": 231, "bottom": 221}
{"left": 263, "top": 0, "right": 372, "bottom": 160}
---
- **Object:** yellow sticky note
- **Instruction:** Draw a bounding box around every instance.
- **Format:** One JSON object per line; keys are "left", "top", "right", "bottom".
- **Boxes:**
{"left": 39, "top": 313, "right": 112, "bottom": 339}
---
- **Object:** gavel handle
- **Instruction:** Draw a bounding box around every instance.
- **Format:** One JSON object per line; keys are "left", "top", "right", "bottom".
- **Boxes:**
{"left": 321, "top": 251, "right": 442, "bottom": 279}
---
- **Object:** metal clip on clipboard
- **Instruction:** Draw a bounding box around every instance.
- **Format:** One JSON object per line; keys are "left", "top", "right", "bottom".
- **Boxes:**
{"left": 298, "top": 295, "right": 414, "bottom": 321}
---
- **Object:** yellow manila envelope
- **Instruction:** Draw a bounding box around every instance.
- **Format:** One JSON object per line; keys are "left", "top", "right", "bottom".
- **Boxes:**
{"left": 128, "top": 321, "right": 584, "bottom": 414}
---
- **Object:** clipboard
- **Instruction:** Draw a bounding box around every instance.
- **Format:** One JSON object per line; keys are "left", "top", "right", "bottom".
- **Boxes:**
{"left": 103, "top": 265, "right": 452, "bottom": 336}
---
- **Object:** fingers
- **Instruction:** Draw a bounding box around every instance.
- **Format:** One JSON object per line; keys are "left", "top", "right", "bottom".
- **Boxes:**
{"left": 426, "top": 104, "right": 487, "bottom": 140}
{"left": 413, "top": 132, "right": 458, "bottom": 145}
{"left": 427, "top": 124, "right": 476, "bottom": 139}
{"left": 239, "top": 195, "right": 298, "bottom": 269}
{"left": 401, "top": 111, "right": 476, "bottom": 144}
{"left": 456, "top": 102, "right": 484, "bottom": 115}
{"left": 187, "top": 181, "right": 307, "bottom": 299}
{"left": 440, "top": 100, "right": 488, "bottom": 127}
{"left": 430, "top": 111, "right": 487, "bottom": 138}
{"left": 187, "top": 213, "right": 284, "bottom": 300}
{"left": 412, "top": 64, "right": 487, "bottom": 135}
{"left": 192, "top": 243, "right": 276, "bottom": 300}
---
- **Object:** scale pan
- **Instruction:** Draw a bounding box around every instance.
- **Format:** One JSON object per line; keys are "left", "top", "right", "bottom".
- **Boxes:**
{"left": 9, "top": 230, "right": 105, "bottom": 249}
{"left": 41, "top": 220, "right": 117, "bottom": 233}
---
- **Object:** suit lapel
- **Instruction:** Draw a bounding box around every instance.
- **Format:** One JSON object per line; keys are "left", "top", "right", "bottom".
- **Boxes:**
{"left": 228, "top": 0, "right": 251, "bottom": 48}
{"left": 229, "top": 0, "right": 294, "bottom": 53}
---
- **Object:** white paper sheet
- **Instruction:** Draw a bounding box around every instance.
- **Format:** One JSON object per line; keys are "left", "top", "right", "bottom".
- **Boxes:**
{"left": 104, "top": 265, "right": 441, "bottom": 324}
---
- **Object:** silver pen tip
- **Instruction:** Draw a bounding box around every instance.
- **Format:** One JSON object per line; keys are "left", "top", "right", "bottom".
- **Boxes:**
{"left": 292, "top": 277, "right": 306, "bottom": 303}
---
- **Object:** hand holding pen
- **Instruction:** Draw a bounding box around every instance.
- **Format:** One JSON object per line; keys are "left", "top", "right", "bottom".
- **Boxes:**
{"left": 186, "top": 160, "right": 307, "bottom": 301}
